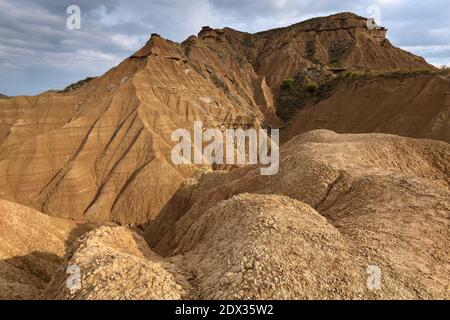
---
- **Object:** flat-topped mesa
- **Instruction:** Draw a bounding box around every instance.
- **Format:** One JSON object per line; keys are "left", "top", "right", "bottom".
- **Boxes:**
{"left": 259, "top": 12, "right": 388, "bottom": 43}
{"left": 260, "top": 12, "right": 373, "bottom": 32}
{"left": 188, "top": 12, "right": 430, "bottom": 92}
{"left": 0, "top": 12, "right": 437, "bottom": 229}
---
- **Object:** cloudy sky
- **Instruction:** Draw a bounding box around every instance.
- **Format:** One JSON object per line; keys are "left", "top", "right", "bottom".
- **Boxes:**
{"left": 1, "top": 0, "right": 449, "bottom": 96}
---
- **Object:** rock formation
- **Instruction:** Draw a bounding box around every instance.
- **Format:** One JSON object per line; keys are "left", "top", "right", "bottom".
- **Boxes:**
{"left": 0, "top": 12, "right": 449, "bottom": 300}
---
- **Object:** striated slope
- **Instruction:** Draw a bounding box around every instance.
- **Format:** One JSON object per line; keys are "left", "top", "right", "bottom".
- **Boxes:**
{"left": 0, "top": 200, "right": 98, "bottom": 299}
{"left": 282, "top": 73, "right": 450, "bottom": 143}
{"left": 166, "top": 194, "right": 368, "bottom": 299}
{"left": 1, "top": 11, "right": 448, "bottom": 301}
{"left": 0, "top": 35, "right": 264, "bottom": 225}
{"left": 192, "top": 13, "right": 432, "bottom": 92}
{"left": 146, "top": 130, "right": 450, "bottom": 299}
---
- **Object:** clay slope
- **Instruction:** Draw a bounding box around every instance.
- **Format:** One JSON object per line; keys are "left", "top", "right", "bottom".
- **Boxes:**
{"left": 44, "top": 131, "right": 448, "bottom": 300}
{"left": 0, "top": 200, "right": 98, "bottom": 299}
{"left": 144, "top": 130, "right": 449, "bottom": 299}
{"left": 45, "top": 226, "right": 191, "bottom": 300}
{"left": 0, "top": 12, "right": 437, "bottom": 227}
{"left": 47, "top": 196, "right": 369, "bottom": 300}
{"left": 283, "top": 73, "right": 450, "bottom": 143}
{"left": 164, "top": 193, "right": 369, "bottom": 299}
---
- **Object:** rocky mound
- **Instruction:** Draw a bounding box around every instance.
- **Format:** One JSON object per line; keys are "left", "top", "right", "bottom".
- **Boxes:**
{"left": 46, "top": 196, "right": 366, "bottom": 300}
{"left": 168, "top": 194, "right": 367, "bottom": 299}
{"left": 146, "top": 130, "right": 450, "bottom": 299}
{"left": 193, "top": 13, "right": 432, "bottom": 91}
{"left": 45, "top": 226, "right": 191, "bottom": 300}
{"left": 0, "top": 200, "right": 97, "bottom": 299}
{"left": 282, "top": 73, "right": 450, "bottom": 143}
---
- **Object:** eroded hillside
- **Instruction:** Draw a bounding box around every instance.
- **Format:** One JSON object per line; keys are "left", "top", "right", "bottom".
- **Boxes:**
{"left": 0, "top": 13, "right": 441, "bottom": 226}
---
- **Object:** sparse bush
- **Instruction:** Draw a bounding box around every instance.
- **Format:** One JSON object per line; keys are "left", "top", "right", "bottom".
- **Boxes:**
{"left": 210, "top": 73, "right": 229, "bottom": 94}
{"left": 234, "top": 55, "right": 245, "bottom": 68}
{"left": 305, "top": 80, "right": 319, "bottom": 93}
{"left": 62, "top": 77, "right": 95, "bottom": 92}
{"left": 241, "top": 35, "right": 256, "bottom": 48}
{"left": 343, "top": 70, "right": 367, "bottom": 79}
{"left": 280, "top": 78, "right": 296, "bottom": 90}
{"left": 330, "top": 58, "right": 343, "bottom": 69}
{"left": 276, "top": 77, "right": 321, "bottom": 122}
{"left": 440, "top": 65, "right": 450, "bottom": 74}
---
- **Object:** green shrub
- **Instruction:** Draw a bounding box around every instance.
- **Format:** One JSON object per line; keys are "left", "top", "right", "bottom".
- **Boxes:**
{"left": 305, "top": 80, "right": 319, "bottom": 93}
{"left": 344, "top": 70, "right": 365, "bottom": 79}
{"left": 280, "top": 78, "right": 296, "bottom": 90}
{"left": 62, "top": 77, "right": 95, "bottom": 92}
{"left": 330, "top": 58, "right": 343, "bottom": 68}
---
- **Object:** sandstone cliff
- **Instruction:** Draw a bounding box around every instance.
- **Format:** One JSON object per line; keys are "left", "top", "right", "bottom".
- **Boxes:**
{"left": 282, "top": 72, "right": 450, "bottom": 143}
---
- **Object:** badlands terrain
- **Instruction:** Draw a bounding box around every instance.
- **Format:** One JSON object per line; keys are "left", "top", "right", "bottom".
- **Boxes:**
{"left": 0, "top": 13, "right": 449, "bottom": 299}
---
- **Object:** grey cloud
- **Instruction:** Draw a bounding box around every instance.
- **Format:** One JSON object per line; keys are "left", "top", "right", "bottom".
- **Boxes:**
{"left": 0, "top": 0, "right": 449, "bottom": 96}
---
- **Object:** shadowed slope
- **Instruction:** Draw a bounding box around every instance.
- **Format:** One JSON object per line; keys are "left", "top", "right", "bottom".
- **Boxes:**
{"left": 0, "top": 200, "right": 98, "bottom": 299}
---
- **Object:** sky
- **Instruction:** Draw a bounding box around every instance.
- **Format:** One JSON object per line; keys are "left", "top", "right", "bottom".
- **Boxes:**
{"left": 0, "top": 0, "right": 449, "bottom": 96}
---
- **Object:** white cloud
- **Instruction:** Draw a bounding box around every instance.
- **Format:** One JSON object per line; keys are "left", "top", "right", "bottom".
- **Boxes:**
{"left": 110, "top": 34, "right": 143, "bottom": 51}
{"left": 0, "top": 0, "right": 449, "bottom": 95}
